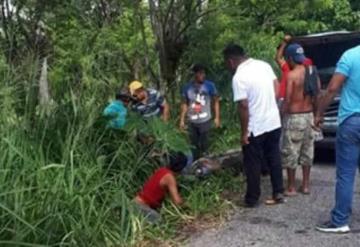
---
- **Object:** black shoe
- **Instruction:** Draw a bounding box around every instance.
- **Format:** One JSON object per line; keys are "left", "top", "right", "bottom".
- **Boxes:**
{"left": 241, "top": 201, "right": 259, "bottom": 208}
{"left": 316, "top": 221, "right": 350, "bottom": 233}
{"left": 275, "top": 194, "right": 285, "bottom": 203}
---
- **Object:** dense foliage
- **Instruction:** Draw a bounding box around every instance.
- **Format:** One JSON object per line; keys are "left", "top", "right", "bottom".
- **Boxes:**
{"left": 0, "top": 0, "right": 359, "bottom": 246}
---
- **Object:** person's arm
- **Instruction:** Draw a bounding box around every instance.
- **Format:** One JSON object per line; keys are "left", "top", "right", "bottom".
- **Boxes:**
{"left": 314, "top": 73, "right": 346, "bottom": 127}
{"left": 275, "top": 35, "right": 291, "bottom": 67}
{"left": 315, "top": 51, "right": 350, "bottom": 127}
{"left": 156, "top": 91, "right": 169, "bottom": 122}
{"left": 238, "top": 99, "right": 250, "bottom": 145}
{"left": 162, "top": 174, "right": 183, "bottom": 205}
{"left": 161, "top": 100, "right": 170, "bottom": 122}
{"left": 209, "top": 82, "right": 221, "bottom": 128}
{"left": 179, "top": 85, "right": 189, "bottom": 129}
{"left": 233, "top": 76, "right": 249, "bottom": 145}
{"left": 213, "top": 96, "right": 221, "bottom": 128}
{"left": 312, "top": 74, "right": 322, "bottom": 116}
{"left": 179, "top": 101, "right": 188, "bottom": 129}
{"left": 273, "top": 79, "right": 280, "bottom": 99}
{"left": 103, "top": 105, "right": 114, "bottom": 117}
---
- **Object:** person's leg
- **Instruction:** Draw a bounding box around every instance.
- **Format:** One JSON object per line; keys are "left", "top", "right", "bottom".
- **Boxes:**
{"left": 281, "top": 115, "right": 303, "bottom": 196}
{"left": 199, "top": 130, "right": 210, "bottom": 156}
{"left": 281, "top": 128, "right": 296, "bottom": 195}
{"left": 331, "top": 117, "right": 360, "bottom": 227}
{"left": 133, "top": 201, "right": 161, "bottom": 224}
{"left": 242, "top": 135, "right": 262, "bottom": 206}
{"left": 286, "top": 168, "right": 297, "bottom": 196}
{"left": 261, "top": 156, "right": 270, "bottom": 176}
{"left": 299, "top": 114, "right": 315, "bottom": 194}
{"left": 263, "top": 128, "right": 284, "bottom": 198}
{"left": 301, "top": 166, "right": 311, "bottom": 194}
{"left": 198, "top": 121, "right": 211, "bottom": 157}
{"left": 189, "top": 123, "right": 201, "bottom": 160}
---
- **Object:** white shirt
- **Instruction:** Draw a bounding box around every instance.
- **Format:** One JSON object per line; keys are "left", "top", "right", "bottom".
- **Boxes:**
{"left": 232, "top": 58, "right": 281, "bottom": 137}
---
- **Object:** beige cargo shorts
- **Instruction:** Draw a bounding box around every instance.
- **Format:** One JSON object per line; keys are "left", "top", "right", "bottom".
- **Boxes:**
{"left": 281, "top": 113, "right": 315, "bottom": 169}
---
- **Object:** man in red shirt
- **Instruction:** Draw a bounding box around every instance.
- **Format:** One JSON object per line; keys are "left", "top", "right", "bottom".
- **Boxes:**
{"left": 276, "top": 35, "right": 313, "bottom": 102}
{"left": 134, "top": 152, "right": 188, "bottom": 223}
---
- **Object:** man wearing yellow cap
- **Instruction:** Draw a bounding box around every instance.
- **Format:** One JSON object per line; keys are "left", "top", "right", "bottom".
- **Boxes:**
{"left": 129, "top": 81, "right": 170, "bottom": 121}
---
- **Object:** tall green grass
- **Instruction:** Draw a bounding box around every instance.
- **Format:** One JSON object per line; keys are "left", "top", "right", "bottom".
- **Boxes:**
{"left": 0, "top": 57, "right": 243, "bottom": 246}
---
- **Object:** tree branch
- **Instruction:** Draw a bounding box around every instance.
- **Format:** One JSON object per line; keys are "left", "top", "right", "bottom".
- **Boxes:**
{"left": 174, "top": 8, "right": 217, "bottom": 42}
{"left": 163, "top": 0, "right": 175, "bottom": 26}
{"left": 135, "top": 0, "right": 161, "bottom": 88}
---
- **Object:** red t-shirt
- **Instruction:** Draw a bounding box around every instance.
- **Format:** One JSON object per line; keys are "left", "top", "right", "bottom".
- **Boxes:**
{"left": 137, "top": 167, "right": 172, "bottom": 209}
{"left": 278, "top": 58, "right": 313, "bottom": 99}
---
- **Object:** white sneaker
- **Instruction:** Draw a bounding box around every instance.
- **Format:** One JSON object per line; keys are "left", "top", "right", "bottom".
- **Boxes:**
{"left": 316, "top": 221, "right": 350, "bottom": 233}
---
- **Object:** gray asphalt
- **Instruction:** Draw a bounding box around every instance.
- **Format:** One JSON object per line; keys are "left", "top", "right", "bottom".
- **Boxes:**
{"left": 187, "top": 162, "right": 360, "bottom": 247}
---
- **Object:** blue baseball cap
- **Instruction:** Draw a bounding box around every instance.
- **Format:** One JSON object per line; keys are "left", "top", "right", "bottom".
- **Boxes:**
{"left": 285, "top": 43, "right": 306, "bottom": 64}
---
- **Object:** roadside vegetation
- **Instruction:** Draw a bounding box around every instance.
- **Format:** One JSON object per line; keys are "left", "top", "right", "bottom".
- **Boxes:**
{"left": 1, "top": 0, "right": 359, "bottom": 246}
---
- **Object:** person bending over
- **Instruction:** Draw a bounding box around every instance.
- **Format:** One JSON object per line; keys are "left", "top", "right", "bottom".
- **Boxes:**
{"left": 103, "top": 91, "right": 129, "bottom": 129}
{"left": 134, "top": 152, "right": 188, "bottom": 223}
{"left": 129, "top": 80, "right": 170, "bottom": 122}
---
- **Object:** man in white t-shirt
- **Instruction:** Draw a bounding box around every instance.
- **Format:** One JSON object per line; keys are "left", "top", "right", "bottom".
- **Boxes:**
{"left": 223, "top": 44, "right": 284, "bottom": 207}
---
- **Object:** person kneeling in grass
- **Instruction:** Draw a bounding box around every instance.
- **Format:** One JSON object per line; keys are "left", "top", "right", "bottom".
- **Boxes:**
{"left": 103, "top": 91, "right": 129, "bottom": 129}
{"left": 134, "top": 152, "right": 188, "bottom": 223}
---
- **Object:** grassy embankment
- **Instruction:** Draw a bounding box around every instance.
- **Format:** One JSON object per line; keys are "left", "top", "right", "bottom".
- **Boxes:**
{"left": 0, "top": 64, "right": 243, "bottom": 246}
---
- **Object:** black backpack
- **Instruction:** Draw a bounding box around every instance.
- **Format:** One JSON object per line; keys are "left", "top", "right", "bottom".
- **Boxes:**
{"left": 304, "top": 66, "right": 319, "bottom": 97}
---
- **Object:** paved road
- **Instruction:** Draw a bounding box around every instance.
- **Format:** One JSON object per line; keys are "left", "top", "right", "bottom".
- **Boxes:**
{"left": 187, "top": 161, "right": 360, "bottom": 247}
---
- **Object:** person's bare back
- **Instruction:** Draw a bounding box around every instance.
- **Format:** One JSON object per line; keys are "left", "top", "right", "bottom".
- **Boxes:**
{"left": 285, "top": 65, "right": 314, "bottom": 114}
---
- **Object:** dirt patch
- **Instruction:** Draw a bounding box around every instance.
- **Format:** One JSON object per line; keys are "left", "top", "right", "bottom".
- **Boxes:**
{"left": 179, "top": 215, "right": 226, "bottom": 239}
{"left": 175, "top": 190, "right": 240, "bottom": 243}
{"left": 139, "top": 201, "right": 237, "bottom": 247}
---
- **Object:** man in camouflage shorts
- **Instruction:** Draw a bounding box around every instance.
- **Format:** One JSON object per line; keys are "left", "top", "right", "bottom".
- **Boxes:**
{"left": 282, "top": 113, "right": 315, "bottom": 195}
{"left": 281, "top": 44, "right": 320, "bottom": 196}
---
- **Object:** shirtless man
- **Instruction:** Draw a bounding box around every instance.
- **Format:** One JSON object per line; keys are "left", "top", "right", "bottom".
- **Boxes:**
{"left": 275, "top": 35, "right": 313, "bottom": 102}
{"left": 281, "top": 43, "right": 320, "bottom": 196}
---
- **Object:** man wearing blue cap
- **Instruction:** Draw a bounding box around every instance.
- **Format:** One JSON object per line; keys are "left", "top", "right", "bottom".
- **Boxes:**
{"left": 281, "top": 43, "right": 320, "bottom": 197}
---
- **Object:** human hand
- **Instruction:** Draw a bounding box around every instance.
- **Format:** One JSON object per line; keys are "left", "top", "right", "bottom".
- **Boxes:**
{"left": 313, "top": 115, "right": 323, "bottom": 131}
{"left": 284, "top": 35, "right": 292, "bottom": 43}
{"left": 241, "top": 132, "right": 250, "bottom": 146}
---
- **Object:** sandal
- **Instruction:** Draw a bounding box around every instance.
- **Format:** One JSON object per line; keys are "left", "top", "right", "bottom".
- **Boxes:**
{"left": 265, "top": 195, "right": 286, "bottom": 206}
{"left": 284, "top": 190, "right": 298, "bottom": 197}
{"left": 298, "top": 186, "right": 310, "bottom": 195}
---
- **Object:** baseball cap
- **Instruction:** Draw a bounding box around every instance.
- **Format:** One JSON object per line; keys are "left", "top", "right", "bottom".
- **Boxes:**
{"left": 129, "top": 81, "right": 143, "bottom": 95}
{"left": 285, "top": 43, "right": 306, "bottom": 64}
